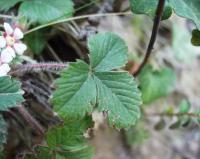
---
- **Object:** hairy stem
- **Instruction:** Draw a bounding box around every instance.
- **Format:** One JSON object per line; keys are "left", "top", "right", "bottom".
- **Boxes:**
{"left": 10, "top": 62, "right": 68, "bottom": 76}
{"left": 18, "top": 106, "right": 45, "bottom": 136}
{"left": 134, "top": 0, "right": 166, "bottom": 76}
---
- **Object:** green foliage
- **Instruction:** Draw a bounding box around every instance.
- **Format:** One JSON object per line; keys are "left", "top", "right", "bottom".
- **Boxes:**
{"left": 52, "top": 32, "right": 141, "bottom": 128}
{"left": 130, "top": 0, "right": 200, "bottom": 29}
{"left": 24, "top": 29, "right": 49, "bottom": 55}
{"left": 88, "top": 33, "right": 128, "bottom": 72}
{"left": 0, "top": 77, "right": 24, "bottom": 111}
{"left": 154, "top": 118, "right": 166, "bottom": 131}
{"left": 125, "top": 120, "right": 149, "bottom": 145}
{"left": 19, "top": 0, "right": 74, "bottom": 24}
{"left": 0, "top": 0, "right": 23, "bottom": 11}
{"left": 179, "top": 100, "right": 190, "bottom": 113}
{"left": 170, "top": 0, "right": 200, "bottom": 30}
{"left": 172, "top": 22, "right": 200, "bottom": 63}
{"left": 153, "top": 100, "right": 199, "bottom": 130}
{"left": 129, "top": 0, "right": 172, "bottom": 20}
{"left": 25, "top": 117, "right": 93, "bottom": 159}
{"left": 191, "top": 29, "right": 200, "bottom": 46}
{"left": 138, "top": 65, "right": 176, "bottom": 104}
{"left": 0, "top": 115, "right": 7, "bottom": 151}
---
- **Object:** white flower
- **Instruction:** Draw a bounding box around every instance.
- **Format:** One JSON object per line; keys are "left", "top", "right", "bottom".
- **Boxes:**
{"left": 1, "top": 47, "right": 16, "bottom": 63}
{"left": 0, "top": 63, "right": 10, "bottom": 77}
{"left": 0, "top": 23, "right": 27, "bottom": 55}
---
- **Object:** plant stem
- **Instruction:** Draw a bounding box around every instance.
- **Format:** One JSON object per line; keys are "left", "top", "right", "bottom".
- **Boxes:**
{"left": 0, "top": 14, "right": 14, "bottom": 19}
{"left": 134, "top": 0, "right": 166, "bottom": 76}
{"left": 145, "top": 112, "right": 200, "bottom": 118}
{"left": 18, "top": 106, "right": 45, "bottom": 135}
{"left": 25, "top": 12, "right": 132, "bottom": 35}
{"left": 10, "top": 62, "right": 68, "bottom": 76}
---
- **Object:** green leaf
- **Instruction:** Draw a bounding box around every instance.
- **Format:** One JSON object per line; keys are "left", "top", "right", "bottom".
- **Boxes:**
{"left": 24, "top": 29, "right": 48, "bottom": 55}
{"left": 169, "top": 119, "right": 181, "bottom": 129}
{"left": 139, "top": 65, "right": 176, "bottom": 104}
{"left": 0, "top": 0, "right": 23, "bottom": 11}
{"left": 170, "top": 0, "right": 200, "bottom": 30}
{"left": 52, "top": 60, "right": 96, "bottom": 120}
{"left": 19, "top": 0, "right": 74, "bottom": 24}
{"left": 129, "top": 0, "right": 172, "bottom": 20}
{"left": 179, "top": 100, "right": 190, "bottom": 113}
{"left": 191, "top": 29, "right": 200, "bottom": 46}
{"left": 52, "top": 32, "right": 141, "bottom": 128}
{"left": 154, "top": 118, "right": 166, "bottom": 131}
{"left": 25, "top": 117, "right": 93, "bottom": 159}
{"left": 125, "top": 120, "right": 149, "bottom": 145}
{"left": 88, "top": 32, "right": 128, "bottom": 72}
{"left": 94, "top": 72, "right": 141, "bottom": 128}
{"left": 0, "top": 115, "right": 7, "bottom": 151}
{"left": 0, "top": 77, "right": 24, "bottom": 111}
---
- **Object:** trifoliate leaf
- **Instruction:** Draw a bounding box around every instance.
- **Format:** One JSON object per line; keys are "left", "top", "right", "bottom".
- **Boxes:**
{"left": 19, "top": 0, "right": 74, "bottom": 24}
{"left": 52, "top": 60, "right": 96, "bottom": 120}
{"left": 88, "top": 32, "right": 128, "bottom": 72}
{"left": 139, "top": 65, "right": 176, "bottom": 104}
{"left": 0, "top": 115, "right": 7, "bottom": 151}
{"left": 52, "top": 32, "right": 141, "bottom": 128}
{"left": 0, "top": 77, "right": 24, "bottom": 111}
{"left": 0, "top": 0, "right": 23, "bottom": 11}
{"left": 129, "top": 0, "right": 172, "bottom": 20}
{"left": 94, "top": 72, "right": 141, "bottom": 128}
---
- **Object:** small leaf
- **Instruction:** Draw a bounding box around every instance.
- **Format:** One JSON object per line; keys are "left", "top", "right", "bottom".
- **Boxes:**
{"left": 88, "top": 32, "right": 128, "bottom": 72}
{"left": 169, "top": 120, "right": 181, "bottom": 129}
{"left": 0, "top": 0, "right": 23, "bottom": 11}
{"left": 19, "top": 0, "right": 74, "bottom": 24}
{"left": 179, "top": 100, "right": 190, "bottom": 113}
{"left": 129, "top": 0, "right": 172, "bottom": 20}
{"left": 154, "top": 118, "right": 166, "bottom": 131}
{"left": 0, "top": 77, "right": 24, "bottom": 111}
{"left": 138, "top": 65, "right": 176, "bottom": 104}
{"left": 125, "top": 120, "right": 149, "bottom": 145}
{"left": 191, "top": 29, "right": 200, "bottom": 46}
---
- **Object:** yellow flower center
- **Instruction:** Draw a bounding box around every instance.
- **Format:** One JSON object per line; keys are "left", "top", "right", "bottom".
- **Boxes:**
{"left": 6, "top": 36, "right": 15, "bottom": 46}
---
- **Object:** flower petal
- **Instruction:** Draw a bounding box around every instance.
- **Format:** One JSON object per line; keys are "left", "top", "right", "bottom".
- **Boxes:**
{"left": 4, "top": 23, "right": 14, "bottom": 35}
{"left": 0, "top": 64, "right": 10, "bottom": 77}
{"left": 13, "top": 28, "right": 24, "bottom": 40}
{"left": 0, "top": 36, "right": 6, "bottom": 48}
{"left": 1, "top": 47, "right": 15, "bottom": 63}
{"left": 14, "top": 43, "right": 27, "bottom": 55}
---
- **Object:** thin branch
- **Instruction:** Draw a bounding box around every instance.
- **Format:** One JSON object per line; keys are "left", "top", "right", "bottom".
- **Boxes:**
{"left": 25, "top": 12, "right": 132, "bottom": 35}
{"left": 0, "top": 14, "right": 14, "bottom": 19}
{"left": 134, "top": 0, "right": 166, "bottom": 76}
{"left": 10, "top": 62, "right": 68, "bottom": 76}
{"left": 145, "top": 112, "right": 200, "bottom": 118}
